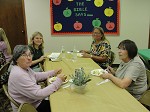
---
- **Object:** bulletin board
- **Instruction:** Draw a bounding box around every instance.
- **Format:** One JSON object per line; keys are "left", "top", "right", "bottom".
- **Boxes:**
{"left": 50, "top": 0, "right": 120, "bottom": 35}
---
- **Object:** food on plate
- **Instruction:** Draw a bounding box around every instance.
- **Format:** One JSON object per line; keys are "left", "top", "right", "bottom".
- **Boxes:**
{"left": 77, "top": 53, "right": 83, "bottom": 57}
{"left": 49, "top": 77, "right": 68, "bottom": 84}
{"left": 91, "top": 69, "right": 106, "bottom": 76}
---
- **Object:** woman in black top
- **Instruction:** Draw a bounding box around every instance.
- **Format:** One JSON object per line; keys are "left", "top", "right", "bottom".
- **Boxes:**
{"left": 28, "top": 32, "right": 46, "bottom": 72}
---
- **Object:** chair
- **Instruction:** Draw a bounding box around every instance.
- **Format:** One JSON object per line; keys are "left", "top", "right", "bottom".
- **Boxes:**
{"left": 139, "top": 69, "right": 150, "bottom": 108}
{"left": 146, "top": 69, "right": 150, "bottom": 89}
{"left": 38, "top": 63, "right": 47, "bottom": 88}
{"left": 2, "top": 84, "right": 20, "bottom": 108}
{"left": 109, "top": 51, "right": 115, "bottom": 66}
{"left": 139, "top": 55, "right": 150, "bottom": 70}
{"left": 39, "top": 63, "right": 44, "bottom": 72}
{"left": 17, "top": 103, "right": 37, "bottom": 112}
{"left": 139, "top": 90, "right": 150, "bottom": 108}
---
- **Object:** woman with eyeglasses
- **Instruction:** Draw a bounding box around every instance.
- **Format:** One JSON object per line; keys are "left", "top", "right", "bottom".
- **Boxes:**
{"left": 28, "top": 32, "right": 46, "bottom": 72}
{"left": 80, "top": 27, "right": 111, "bottom": 69}
{"left": 8, "top": 45, "right": 67, "bottom": 112}
{"left": 101, "top": 39, "right": 147, "bottom": 100}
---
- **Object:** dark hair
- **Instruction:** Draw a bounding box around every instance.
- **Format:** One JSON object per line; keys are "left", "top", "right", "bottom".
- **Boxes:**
{"left": 12, "top": 45, "right": 29, "bottom": 65}
{"left": 118, "top": 39, "right": 138, "bottom": 59}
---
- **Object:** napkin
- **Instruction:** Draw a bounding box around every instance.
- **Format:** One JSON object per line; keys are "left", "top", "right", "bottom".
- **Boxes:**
{"left": 96, "top": 79, "right": 110, "bottom": 85}
{"left": 47, "top": 53, "right": 61, "bottom": 61}
{"left": 47, "top": 53, "right": 60, "bottom": 59}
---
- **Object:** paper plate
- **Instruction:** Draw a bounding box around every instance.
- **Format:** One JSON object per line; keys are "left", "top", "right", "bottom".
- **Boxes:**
{"left": 69, "top": 79, "right": 73, "bottom": 83}
{"left": 48, "top": 77, "right": 68, "bottom": 84}
{"left": 91, "top": 69, "right": 106, "bottom": 76}
{"left": 77, "top": 53, "right": 83, "bottom": 57}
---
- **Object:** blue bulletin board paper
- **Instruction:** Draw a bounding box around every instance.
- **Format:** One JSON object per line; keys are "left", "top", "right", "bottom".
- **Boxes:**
{"left": 50, "top": 0, "right": 120, "bottom": 35}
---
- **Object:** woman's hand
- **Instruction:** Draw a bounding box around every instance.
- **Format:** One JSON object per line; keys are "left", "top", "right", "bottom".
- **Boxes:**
{"left": 80, "top": 50, "right": 87, "bottom": 53}
{"left": 39, "top": 56, "right": 46, "bottom": 62}
{"left": 57, "top": 74, "right": 67, "bottom": 82}
{"left": 106, "top": 66, "right": 115, "bottom": 75}
{"left": 54, "top": 68, "right": 62, "bottom": 75}
{"left": 100, "top": 73, "right": 112, "bottom": 79}
{"left": 82, "top": 53, "right": 91, "bottom": 58}
{"left": 80, "top": 50, "right": 90, "bottom": 54}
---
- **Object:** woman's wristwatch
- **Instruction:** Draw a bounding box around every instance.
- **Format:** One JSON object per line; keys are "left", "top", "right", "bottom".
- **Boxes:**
{"left": 90, "top": 55, "right": 93, "bottom": 58}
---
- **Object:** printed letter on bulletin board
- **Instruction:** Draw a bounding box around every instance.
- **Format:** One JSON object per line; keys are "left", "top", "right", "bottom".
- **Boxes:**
{"left": 50, "top": 0, "right": 120, "bottom": 35}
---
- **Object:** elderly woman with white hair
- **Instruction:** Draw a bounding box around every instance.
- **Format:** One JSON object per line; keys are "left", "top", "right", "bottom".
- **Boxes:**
{"left": 8, "top": 45, "right": 67, "bottom": 112}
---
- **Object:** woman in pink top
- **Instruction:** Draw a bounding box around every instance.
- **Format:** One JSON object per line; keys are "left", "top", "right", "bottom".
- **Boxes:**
{"left": 0, "top": 28, "right": 12, "bottom": 62}
{"left": 8, "top": 45, "right": 67, "bottom": 112}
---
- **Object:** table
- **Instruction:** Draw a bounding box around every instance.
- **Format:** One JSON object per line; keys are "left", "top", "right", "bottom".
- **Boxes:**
{"left": 44, "top": 53, "right": 149, "bottom": 112}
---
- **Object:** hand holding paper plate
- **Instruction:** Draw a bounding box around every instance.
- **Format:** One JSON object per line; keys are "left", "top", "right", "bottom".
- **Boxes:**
{"left": 48, "top": 77, "right": 68, "bottom": 84}
{"left": 77, "top": 53, "right": 83, "bottom": 57}
{"left": 91, "top": 69, "right": 108, "bottom": 76}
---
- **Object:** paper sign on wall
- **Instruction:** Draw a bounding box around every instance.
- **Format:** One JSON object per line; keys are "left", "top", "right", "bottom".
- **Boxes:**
{"left": 50, "top": 0, "right": 120, "bottom": 35}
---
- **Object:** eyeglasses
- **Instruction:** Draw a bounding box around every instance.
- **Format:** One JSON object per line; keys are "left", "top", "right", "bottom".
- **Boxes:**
{"left": 21, "top": 53, "right": 33, "bottom": 58}
{"left": 92, "top": 32, "right": 101, "bottom": 36}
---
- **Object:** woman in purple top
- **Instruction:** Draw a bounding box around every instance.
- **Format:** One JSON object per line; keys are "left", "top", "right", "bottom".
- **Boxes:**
{"left": 0, "top": 28, "right": 12, "bottom": 62}
{"left": 8, "top": 45, "right": 67, "bottom": 112}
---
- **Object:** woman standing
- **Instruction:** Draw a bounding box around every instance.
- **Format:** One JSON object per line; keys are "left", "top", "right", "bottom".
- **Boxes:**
{"left": 28, "top": 32, "right": 46, "bottom": 72}
{"left": 0, "top": 28, "right": 12, "bottom": 62}
{"left": 81, "top": 27, "right": 111, "bottom": 69}
{"left": 101, "top": 39, "right": 147, "bottom": 100}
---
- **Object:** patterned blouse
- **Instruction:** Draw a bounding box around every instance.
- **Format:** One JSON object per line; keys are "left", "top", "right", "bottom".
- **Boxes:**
{"left": 0, "top": 51, "right": 6, "bottom": 68}
{"left": 90, "top": 39, "right": 111, "bottom": 68}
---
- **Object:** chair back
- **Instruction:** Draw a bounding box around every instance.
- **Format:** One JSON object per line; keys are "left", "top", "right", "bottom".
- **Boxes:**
{"left": 17, "top": 102, "right": 37, "bottom": 112}
{"left": 139, "top": 69, "right": 150, "bottom": 107}
{"left": 39, "top": 63, "right": 44, "bottom": 72}
{"left": 109, "top": 51, "right": 115, "bottom": 66}
{"left": 139, "top": 55, "right": 150, "bottom": 70}
{"left": 2, "top": 84, "right": 20, "bottom": 108}
{"left": 139, "top": 90, "right": 150, "bottom": 107}
{"left": 146, "top": 69, "right": 150, "bottom": 89}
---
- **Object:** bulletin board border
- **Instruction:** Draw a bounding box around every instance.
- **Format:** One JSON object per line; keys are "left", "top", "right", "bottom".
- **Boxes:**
{"left": 50, "top": 0, "right": 120, "bottom": 36}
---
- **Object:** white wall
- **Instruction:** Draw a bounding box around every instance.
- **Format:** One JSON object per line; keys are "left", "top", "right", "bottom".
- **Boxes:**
{"left": 24, "top": 0, "right": 150, "bottom": 64}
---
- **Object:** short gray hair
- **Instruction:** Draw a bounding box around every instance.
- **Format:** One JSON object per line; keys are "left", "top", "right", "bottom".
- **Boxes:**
{"left": 13, "top": 45, "right": 29, "bottom": 65}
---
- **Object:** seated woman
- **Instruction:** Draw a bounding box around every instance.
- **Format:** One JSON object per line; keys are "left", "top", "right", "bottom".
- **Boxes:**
{"left": 28, "top": 32, "right": 46, "bottom": 72}
{"left": 0, "top": 28, "right": 12, "bottom": 63}
{"left": 101, "top": 39, "right": 147, "bottom": 100}
{"left": 8, "top": 45, "right": 67, "bottom": 112}
{"left": 80, "top": 27, "right": 111, "bottom": 69}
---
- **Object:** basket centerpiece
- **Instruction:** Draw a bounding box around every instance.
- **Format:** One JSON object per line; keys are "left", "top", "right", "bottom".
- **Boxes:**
{"left": 70, "top": 67, "right": 91, "bottom": 93}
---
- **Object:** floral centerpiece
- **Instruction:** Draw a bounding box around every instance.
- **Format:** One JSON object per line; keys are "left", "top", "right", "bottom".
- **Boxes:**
{"left": 70, "top": 67, "right": 91, "bottom": 93}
